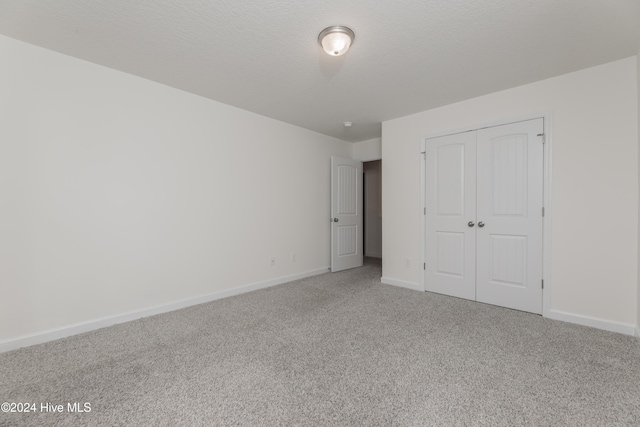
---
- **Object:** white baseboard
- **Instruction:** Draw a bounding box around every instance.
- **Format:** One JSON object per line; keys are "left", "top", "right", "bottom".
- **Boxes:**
{"left": 365, "top": 252, "right": 382, "bottom": 259}
{"left": 0, "top": 267, "right": 329, "bottom": 354}
{"left": 381, "top": 276, "right": 423, "bottom": 292}
{"left": 377, "top": 282, "right": 638, "bottom": 337}
{"left": 547, "top": 309, "right": 637, "bottom": 336}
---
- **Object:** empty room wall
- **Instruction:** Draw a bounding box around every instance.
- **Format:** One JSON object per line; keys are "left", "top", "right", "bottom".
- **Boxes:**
{"left": 352, "top": 137, "right": 382, "bottom": 162}
{"left": 382, "top": 57, "right": 639, "bottom": 333}
{"left": 638, "top": 51, "right": 640, "bottom": 338}
{"left": 0, "top": 35, "right": 351, "bottom": 347}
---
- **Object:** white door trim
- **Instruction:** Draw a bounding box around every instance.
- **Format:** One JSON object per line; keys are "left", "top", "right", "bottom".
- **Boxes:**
{"left": 420, "top": 113, "right": 553, "bottom": 318}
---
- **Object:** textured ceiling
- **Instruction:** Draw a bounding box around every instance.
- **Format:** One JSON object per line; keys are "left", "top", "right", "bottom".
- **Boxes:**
{"left": 1, "top": 0, "right": 639, "bottom": 142}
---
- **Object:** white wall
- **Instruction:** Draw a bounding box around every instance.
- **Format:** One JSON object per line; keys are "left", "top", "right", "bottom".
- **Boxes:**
{"left": 0, "top": 35, "right": 351, "bottom": 345}
{"left": 637, "top": 52, "right": 640, "bottom": 337}
{"left": 364, "top": 161, "right": 382, "bottom": 258}
{"left": 352, "top": 137, "right": 382, "bottom": 162}
{"left": 382, "top": 57, "right": 639, "bottom": 329}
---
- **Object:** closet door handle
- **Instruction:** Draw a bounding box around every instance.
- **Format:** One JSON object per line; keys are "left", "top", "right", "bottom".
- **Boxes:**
{"left": 478, "top": 221, "right": 485, "bottom": 228}
{"left": 468, "top": 221, "right": 475, "bottom": 227}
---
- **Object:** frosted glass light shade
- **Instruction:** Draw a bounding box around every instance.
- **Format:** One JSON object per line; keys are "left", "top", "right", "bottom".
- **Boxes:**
{"left": 318, "top": 26, "right": 355, "bottom": 56}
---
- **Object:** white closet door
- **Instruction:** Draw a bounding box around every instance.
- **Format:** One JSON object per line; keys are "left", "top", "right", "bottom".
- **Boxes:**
{"left": 475, "top": 119, "right": 544, "bottom": 314}
{"left": 331, "top": 156, "right": 363, "bottom": 272}
{"left": 425, "top": 131, "right": 477, "bottom": 300}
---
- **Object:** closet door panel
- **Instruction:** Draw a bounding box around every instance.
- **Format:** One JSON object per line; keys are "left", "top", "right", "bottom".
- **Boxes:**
{"left": 475, "top": 119, "right": 544, "bottom": 314}
{"left": 425, "top": 132, "right": 476, "bottom": 301}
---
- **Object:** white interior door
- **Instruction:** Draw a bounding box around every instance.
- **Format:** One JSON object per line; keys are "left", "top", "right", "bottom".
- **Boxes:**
{"left": 425, "top": 131, "right": 477, "bottom": 300}
{"left": 475, "top": 119, "right": 544, "bottom": 314}
{"left": 424, "top": 118, "right": 544, "bottom": 314}
{"left": 331, "top": 156, "right": 363, "bottom": 272}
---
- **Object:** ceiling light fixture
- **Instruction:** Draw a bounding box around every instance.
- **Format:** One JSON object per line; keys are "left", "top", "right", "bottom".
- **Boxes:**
{"left": 318, "top": 26, "right": 355, "bottom": 56}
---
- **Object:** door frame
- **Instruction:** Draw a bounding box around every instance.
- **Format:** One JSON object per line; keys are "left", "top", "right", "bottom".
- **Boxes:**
{"left": 420, "top": 113, "right": 553, "bottom": 318}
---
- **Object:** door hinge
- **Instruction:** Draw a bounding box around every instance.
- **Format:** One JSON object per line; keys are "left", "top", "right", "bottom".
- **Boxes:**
{"left": 424, "top": 207, "right": 426, "bottom": 215}
{"left": 542, "top": 207, "right": 545, "bottom": 217}
{"left": 541, "top": 279, "right": 544, "bottom": 289}
{"left": 424, "top": 263, "right": 426, "bottom": 270}
{"left": 537, "top": 133, "right": 545, "bottom": 144}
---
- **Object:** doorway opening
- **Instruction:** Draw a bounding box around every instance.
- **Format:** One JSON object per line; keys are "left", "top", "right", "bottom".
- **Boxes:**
{"left": 330, "top": 156, "right": 381, "bottom": 272}
{"left": 363, "top": 160, "right": 382, "bottom": 261}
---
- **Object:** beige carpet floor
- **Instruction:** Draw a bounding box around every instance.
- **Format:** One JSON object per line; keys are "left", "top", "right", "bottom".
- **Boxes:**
{"left": 2, "top": 258, "right": 640, "bottom": 426}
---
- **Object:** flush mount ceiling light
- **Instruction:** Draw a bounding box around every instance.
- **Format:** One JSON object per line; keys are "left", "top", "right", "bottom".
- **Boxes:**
{"left": 318, "top": 26, "right": 355, "bottom": 56}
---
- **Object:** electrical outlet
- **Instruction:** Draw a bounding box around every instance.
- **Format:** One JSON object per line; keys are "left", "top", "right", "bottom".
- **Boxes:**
{"left": 291, "top": 253, "right": 296, "bottom": 262}
{"left": 270, "top": 257, "right": 276, "bottom": 266}
{"left": 404, "top": 258, "right": 411, "bottom": 268}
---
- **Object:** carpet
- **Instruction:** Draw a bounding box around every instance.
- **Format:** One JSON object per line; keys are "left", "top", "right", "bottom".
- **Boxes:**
{"left": 1, "top": 258, "right": 639, "bottom": 426}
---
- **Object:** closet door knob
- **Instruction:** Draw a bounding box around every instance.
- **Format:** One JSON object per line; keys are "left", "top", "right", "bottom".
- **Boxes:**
{"left": 468, "top": 221, "right": 475, "bottom": 227}
{"left": 478, "top": 221, "right": 485, "bottom": 228}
